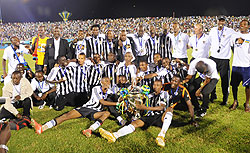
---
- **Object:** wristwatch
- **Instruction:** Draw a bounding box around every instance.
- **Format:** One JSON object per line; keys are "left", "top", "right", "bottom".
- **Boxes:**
{"left": 0, "top": 144, "right": 8, "bottom": 152}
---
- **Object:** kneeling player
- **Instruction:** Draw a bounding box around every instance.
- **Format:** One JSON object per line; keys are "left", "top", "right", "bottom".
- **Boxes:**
{"left": 99, "top": 80, "right": 168, "bottom": 143}
{"left": 32, "top": 77, "right": 120, "bottom": 137}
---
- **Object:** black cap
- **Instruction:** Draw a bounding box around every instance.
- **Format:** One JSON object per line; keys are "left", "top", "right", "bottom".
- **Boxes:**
{"left": 218, "top": 15, "right": 226, "bottom": 21}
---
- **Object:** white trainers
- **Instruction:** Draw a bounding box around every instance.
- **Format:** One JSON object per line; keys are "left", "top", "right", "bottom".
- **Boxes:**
{"left": 156, "top": 136, "right": 165, "bottom": 147}
{"left": 99, "top": 128, "right": 116, "bottom": 143}
{"left": 49, "top": 105, "right": 53, "bottom": 109}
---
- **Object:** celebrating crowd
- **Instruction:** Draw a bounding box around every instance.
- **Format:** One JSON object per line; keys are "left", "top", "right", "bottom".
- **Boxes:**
{"left": 0, "top": 15, "right": 249, "bottom": 42}
{"left": 0, "top": 15, "right": 250, "bottom": 151}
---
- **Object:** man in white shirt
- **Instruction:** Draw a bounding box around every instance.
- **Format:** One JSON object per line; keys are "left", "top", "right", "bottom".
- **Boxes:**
{"left": 208, "top": 16, "right": 235, "bottom": 105}
{"left": 31, "top": 70, "right": 56, "bottom": 109}
{"left": 182, "top": 58, "right": 219, "bottom": 117}
{"left": 171, "top": 22, "right": 189, "bottom": 64}
{"left": 2, "top": 36, "right": 30, "bottom": 85}
{"left": 188, "top": 23, "right": 210, "bottom": 62}
{"left": 229, "top": 19, "right": 250, "bottom": 112}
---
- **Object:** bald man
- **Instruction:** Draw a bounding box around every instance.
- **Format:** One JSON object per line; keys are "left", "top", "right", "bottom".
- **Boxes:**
{"left": 182, "top": 58, "right": 219, "bottom": 117}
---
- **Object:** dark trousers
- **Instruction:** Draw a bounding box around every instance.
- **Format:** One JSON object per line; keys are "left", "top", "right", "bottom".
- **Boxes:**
{"left": 54, "top": 92, "right": 76, "bottom": 111}
{"left": 189, "top": 77, "right": 218, "bottom": 110}
{"left": 32, "top": 91, "right": 56, "bottom": 106}
{"left": 0, "top": 97, "right": 32, "bottom": 119}
{"left": 209, "top": 56, "right": 230, "bottom": 102}
{"left": 73, "top": 92, "right": 89, "bottom": 107}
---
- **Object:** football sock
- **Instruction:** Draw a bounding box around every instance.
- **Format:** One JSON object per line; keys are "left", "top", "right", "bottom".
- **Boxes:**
{"left": 43, "top": 119, "right": 57, "bottom": 131}
{"left": 158, "top": 112, "right": 173, "bottom": 138}
{"left": 113, "top": 124, "right": 135, "bottom": 139}
{"left": 89, "top": 121, "right": 102, "bottom": 131}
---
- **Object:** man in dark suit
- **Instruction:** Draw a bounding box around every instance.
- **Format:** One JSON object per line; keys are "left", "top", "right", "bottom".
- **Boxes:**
{"left": 43, "top": 26, "right": 71, "bottom": 74}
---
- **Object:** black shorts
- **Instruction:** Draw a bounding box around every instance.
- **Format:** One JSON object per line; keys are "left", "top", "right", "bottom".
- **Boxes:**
{"left": 139, "top": 114, "right": 163, "bottom": 129}
{"left": 74, "top": 107, "right": 99, "bottom": 121}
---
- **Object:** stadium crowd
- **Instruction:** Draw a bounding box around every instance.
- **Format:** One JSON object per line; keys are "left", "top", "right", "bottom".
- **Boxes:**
{"left": 0, "top": 15, "right": 250, "bottom": 151}
{"left": 0, "top": 16, "right": 249, "bottom": 42}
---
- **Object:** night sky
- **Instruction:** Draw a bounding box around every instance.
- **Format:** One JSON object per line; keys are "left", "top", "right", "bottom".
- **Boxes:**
{"left": 1, "top": 0, "right": 249, "bottom": 23}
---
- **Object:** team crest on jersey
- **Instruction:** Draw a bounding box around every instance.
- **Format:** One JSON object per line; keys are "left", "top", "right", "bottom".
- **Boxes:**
{"left": 78, "top": 44, "right": 85, "bottom": 50}
{"left": 235, "top": 38, "right": 244, "bottom": 47}
{"left": 223, "top": 35, "right": 225, "bottom": 37}
{"left": 203, "top": 41, "right": 205, "bottom": 44}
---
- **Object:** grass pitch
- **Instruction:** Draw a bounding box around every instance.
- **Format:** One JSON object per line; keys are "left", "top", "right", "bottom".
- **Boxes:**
{"left": 0, "top": 49, "right": 249, "bottom": 153}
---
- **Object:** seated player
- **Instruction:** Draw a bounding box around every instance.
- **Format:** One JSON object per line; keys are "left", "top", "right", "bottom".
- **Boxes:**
{"left": 32, "top": 77, "right": 121, "bottom": 137}
{"left": 99, "top": 80, "right": 168, "bottom": 143}
{"left": 156, "top": 75, "right": 197, "bottom": 147}
{"left": 31, "top": 70, "right": 56, "bottom": 109}
{"left": 0, "top": 71, "right": 33, "bottom": 120}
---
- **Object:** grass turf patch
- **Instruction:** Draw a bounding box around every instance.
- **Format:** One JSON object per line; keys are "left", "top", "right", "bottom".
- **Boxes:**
{"left": 0, "top": 49, "right": 249, "bottom": 153}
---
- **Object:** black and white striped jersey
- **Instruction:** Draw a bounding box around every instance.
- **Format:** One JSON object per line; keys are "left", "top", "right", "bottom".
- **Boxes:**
{"left": 137, "top": 67, "right": 153, "bottom": 88}
{"left": 159, "top": 33, "right": 172, "bottom": 60}
{"left": 102, "top": 62, "right": 118, "bottom": 87}
{"left": 117, "top": 62, "right": 137, "bottom": 83}
{"left": 86, "top": 36, "right": 104, "bottom": 59}
{"left": 146, "top": 91, "right": 169, "bottom": 116}
{"left": 82, "top": 86, "right": 112, "bottom": 111}
{"left": 87, "top": 62, "right": 105, "bottom": 89}
{"left": 102, "top": 40, "right": 115, "bottom": 61}
{"left": 146, "top": 36, "right": 160, "bottom": 64}
{"left": 72, "top": 64, "right": 90, "bottom": 93}
{"left": 47, "top": 66, "right": 74, "bottom": 96}
{"left": 156, "top": 67, "right": 177, "bottom": 84}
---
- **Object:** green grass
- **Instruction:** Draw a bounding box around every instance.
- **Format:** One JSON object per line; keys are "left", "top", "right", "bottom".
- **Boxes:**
{"left": 0, "top": 49, "right": 249, "bottom": 153}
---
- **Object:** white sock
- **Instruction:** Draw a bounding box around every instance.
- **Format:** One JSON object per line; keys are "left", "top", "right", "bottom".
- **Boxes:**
{"left": 158, "top": 112, "right": 173, "bottom": 138}
{"left": 116, "top": 116, "right": 123, "bottom": 122}
{"left": 44, "top": 119, "right": 57, "bottom": 129}
{"left": 113, "top": 124, "right": 135, "bottom": 139}
{"left": 89, "top": 121, "right": 101, "bottom": 131}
